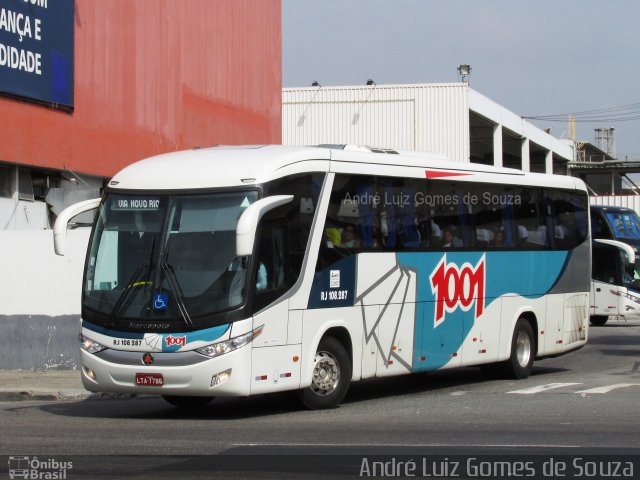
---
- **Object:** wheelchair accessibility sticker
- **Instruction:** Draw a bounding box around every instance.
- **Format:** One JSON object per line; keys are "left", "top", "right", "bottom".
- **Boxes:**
{"left": 153, "top": 292, "right": 169, "bottom": 311}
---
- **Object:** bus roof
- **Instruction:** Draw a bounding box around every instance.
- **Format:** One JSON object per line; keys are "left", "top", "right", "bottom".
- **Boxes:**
{"left": 590, "top": 205, "right": 637, "bottom": 213}
{"left": 107, "top": 145, "right": 587, "bottom": 191}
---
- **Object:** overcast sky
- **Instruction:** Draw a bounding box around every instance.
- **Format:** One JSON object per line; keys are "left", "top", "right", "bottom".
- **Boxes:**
{"left": 283, "top": 0, "right": 640, "bottom": 159}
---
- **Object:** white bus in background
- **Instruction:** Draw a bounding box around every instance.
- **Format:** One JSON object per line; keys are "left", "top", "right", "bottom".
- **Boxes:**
{"left": 591, "top": 239, "right": 640, "bottom": 326}
{"left": 590, "top": 204, "right": 640, "bottom": 252}
{"left": 54, "top": 145, "right": 590, "bottom": 409}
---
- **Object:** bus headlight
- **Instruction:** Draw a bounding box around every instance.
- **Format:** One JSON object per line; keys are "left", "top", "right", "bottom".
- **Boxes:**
{"left": 79, "top": 334, "right": 107, "bottom": 354}
{"left": 195, "top": 325, "right": 263, "bottom": 358}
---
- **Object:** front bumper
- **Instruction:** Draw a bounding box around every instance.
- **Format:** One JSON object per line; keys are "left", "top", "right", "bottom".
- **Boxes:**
{"left": 80, "top": 345, "right": 252, "bottom": 397}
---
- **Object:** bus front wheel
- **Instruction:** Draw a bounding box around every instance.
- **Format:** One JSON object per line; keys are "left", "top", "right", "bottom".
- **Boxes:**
{"left": 590, "top": 315, "right": 608, "bottom": 326}
{"left": 298, "top": 337, "right": 351, "bottom": 410}
{"left": 162, "top": 395, "right": 213, "bottom": 409}
{"left": 501, "top": 318, "right": 535, "bottom": 379}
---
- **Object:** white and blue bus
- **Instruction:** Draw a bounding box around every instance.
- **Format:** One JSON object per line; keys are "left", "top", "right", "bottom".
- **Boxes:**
{"left": 54, "top": 145, "right": 590, "bottom": 409}
{"left": 591, "top": 239, "right": 640, "bottom": 326}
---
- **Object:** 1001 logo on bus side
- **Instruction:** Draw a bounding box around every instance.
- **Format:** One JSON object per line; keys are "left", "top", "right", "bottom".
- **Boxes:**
{"left": 429, "top": 255, "right": 486, "bottom": 326}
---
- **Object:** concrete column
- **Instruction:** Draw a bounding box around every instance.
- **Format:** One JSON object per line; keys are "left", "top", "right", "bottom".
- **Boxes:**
{"left": 521, "top": 139, "right": 530, "bottom": 172}
{"left": 545, "top": 150, "right": 553, "bottom": 175}
{"left": 493, "top": 124, "right": 503, "bottom": 168}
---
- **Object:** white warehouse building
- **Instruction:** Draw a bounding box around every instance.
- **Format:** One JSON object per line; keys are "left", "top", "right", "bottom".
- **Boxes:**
{"left": 283, "top": 83, "right": 574, "bottom": 175}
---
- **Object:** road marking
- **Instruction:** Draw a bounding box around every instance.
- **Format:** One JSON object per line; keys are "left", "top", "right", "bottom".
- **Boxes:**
{"left": 508, "top": 383, "right": 582, "bottom": 394}
{"left": 575, "top": 383, "right": 640, "bottom": 394}
{"left": 230, "top": 442, "right": 581, "bottom": 448}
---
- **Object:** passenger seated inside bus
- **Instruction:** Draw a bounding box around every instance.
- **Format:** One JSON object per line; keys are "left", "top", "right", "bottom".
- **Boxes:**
{"left": 440, "top": 228, "right": 462, "bottom": 248}
{"left": 324, "top": 226, "right": 342, "bottom": 247}
{"left": 324, "top": 223, "right": 362, "bottom": 249}
{"left": 256, "top": 261, "right": 267, "bottom": 290}
{"left": 341, "top": 223, "right": 361, "bottom": 249}
{"left": 429, "top": 221, "right": 442, "bottom": 244}
{"left": 490, "top": 229, "right": 504, "bottom": 247}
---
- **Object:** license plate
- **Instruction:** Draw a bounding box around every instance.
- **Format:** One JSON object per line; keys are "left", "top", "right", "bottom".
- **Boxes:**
{"left": 135, "top": 373, "right": 164, "bottom": 386}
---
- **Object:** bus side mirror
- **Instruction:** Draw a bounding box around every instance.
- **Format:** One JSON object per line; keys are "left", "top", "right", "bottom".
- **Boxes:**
{"left": 236, "top": 195, "right": 294, "bottom": 257}
{"left": 626, "top": 261, "right": 636, "bottom": 277}
{"left": 53, "top": 198, "right": 101, "bottom": 256}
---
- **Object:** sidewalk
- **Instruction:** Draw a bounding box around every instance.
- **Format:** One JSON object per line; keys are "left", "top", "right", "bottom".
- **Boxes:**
{"left": 0, "top": 370, "right": 90, "bottom": 401}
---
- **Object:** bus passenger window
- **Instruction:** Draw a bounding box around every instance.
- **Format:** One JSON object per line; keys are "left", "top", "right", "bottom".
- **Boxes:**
{"left": 316, "top": 173, "right": 380, "bottom": 271}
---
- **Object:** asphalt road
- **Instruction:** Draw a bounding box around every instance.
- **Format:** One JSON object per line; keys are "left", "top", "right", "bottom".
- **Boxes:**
{"left": 1, "top": 319, "right": 638, "bottom": 479}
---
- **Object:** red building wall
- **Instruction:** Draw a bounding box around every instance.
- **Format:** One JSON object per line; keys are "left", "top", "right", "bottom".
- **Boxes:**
{"left": 0, "top": 0, "right": 282, "bottom": 177}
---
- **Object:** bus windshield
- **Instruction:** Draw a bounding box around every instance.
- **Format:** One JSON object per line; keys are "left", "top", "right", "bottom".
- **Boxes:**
{"left": 606, "top": 211, "right": 640, "bottom": 240}
{"left": 84, "top": 191, "right": 258, "bottom": 322}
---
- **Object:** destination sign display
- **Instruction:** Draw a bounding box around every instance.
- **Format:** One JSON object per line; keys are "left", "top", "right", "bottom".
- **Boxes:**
{"left": 111, "top": 198, "right": 161, "bottom": 211}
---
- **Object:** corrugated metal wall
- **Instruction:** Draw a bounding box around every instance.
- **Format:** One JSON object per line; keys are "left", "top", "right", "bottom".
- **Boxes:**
{"left": 0, "top": 0, "right": 282, "bottom": 177}
{"left": 282, "top": 83, "right": 469, "bottom": 162}
{"left": 590, "top": 195, "right": 640, "bottom": 212}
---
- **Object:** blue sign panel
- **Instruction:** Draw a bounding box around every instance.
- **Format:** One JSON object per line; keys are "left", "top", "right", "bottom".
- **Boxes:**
{"left": 0, "top": 0, "right": 74, "bottom": 109}
{"left": 308, "top": 255, "right": 356, "bottom": 309}
{"left": 152, "top": 292, "right": 169, "bottom": 312}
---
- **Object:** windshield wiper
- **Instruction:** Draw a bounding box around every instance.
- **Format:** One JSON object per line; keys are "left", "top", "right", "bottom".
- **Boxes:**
{"left": 110, "top": 262, "right": 148, "bottom": 318}
{"left": 160, "top": 262, "right": 195, "bottom": 328}
{"left": 157, "top": 235, "right": 194, "bottom": 328}
{"left": 144, "top": 233, "right": 158, "bottom": 282}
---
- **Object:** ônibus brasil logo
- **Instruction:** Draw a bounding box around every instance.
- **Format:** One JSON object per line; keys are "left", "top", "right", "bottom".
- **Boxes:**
{"left": 429, "top": 254, "right": 486, "bottom": 327}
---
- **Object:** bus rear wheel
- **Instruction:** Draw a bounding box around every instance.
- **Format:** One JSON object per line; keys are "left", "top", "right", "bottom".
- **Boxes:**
{"left": 590, "top": 315, "right": 608, "bottom": 326}
{"left": 501, "top": 318, "right": 535, "bottom": 379}
{"left": 162, "top": 395, "right": 213, "bottom": 409}
{"left": 298, "top": 337, "right": 351, "bottom": 410}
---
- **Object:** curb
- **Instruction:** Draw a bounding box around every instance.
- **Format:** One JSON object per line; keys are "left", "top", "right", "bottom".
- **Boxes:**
{"left": 0, "top": 389, "right": 147, "bottom": 402}
{"left": 0, "top": 389, "right": 91, "bottom": 402}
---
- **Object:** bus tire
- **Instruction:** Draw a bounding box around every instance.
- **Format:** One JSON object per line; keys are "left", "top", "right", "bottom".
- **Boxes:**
{"left": 298, "top": 337, "right": 351, "bottom": 410}
{"left": 590, "top": 315, "right": 608, "bottom": 326}
{"left": 162, "top": 395, "right": 213, "bottom": 409}
{"left": 501, "top": 318, "right": 535, "bottom": 379}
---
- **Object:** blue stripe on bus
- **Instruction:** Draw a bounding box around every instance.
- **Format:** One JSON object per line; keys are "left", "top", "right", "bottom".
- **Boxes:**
{"left": 82, "top": 321, "right": 231, "bottom": 352}
{"left": 160, "top": 324, "right": 231, "bottom": 352}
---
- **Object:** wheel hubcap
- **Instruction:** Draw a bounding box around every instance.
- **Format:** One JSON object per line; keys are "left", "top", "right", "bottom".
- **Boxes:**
{"left": 516, "top": 330, "right": 532, "bottom": 367}
{"left": 310, "top": 351, "right": 340, "bottom": 396}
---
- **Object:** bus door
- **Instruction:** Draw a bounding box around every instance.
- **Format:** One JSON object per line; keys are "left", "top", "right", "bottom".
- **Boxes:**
{"left": 250, "top": 220, "right": 303, "bottom": 394}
